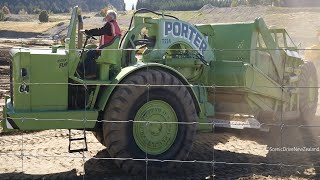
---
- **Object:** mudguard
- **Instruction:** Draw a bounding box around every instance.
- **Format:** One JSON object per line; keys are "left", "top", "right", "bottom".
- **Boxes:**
{"left": 96, "top": 62, "right": 201, "bottom": 113}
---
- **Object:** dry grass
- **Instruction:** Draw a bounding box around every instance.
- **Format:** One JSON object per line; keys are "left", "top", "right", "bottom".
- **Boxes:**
{"left": 49, "top": 13, "right": 73, "bottom": 21}
{"left": 0, "top": 21, "right": 68, "bottom": 33}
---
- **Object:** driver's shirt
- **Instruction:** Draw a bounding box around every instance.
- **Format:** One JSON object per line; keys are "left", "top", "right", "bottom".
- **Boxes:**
{"left": 85, "top": 20, "right": 121, "bottom": 46}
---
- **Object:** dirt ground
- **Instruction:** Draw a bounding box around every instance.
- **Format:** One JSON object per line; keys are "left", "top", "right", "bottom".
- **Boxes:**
{"left": 1, "top": 6, "right": 320, "bottom": 48}
{"left": 1, "top": 6, "right": 320, "bottom": 180}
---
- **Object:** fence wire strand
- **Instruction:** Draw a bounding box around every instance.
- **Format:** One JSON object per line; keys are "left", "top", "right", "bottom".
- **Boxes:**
{"left": 0, "top": 46, "right": 320, "bottom": 179}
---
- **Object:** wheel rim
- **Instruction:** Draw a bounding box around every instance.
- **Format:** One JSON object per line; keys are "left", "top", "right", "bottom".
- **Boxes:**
{"left": 133, "top": 100, "right": 178, "bottom": 155}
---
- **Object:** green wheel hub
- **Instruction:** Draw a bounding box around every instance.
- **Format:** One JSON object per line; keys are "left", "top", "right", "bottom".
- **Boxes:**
{"left": 133, "top": 100, "right": 178, "bottom": 155}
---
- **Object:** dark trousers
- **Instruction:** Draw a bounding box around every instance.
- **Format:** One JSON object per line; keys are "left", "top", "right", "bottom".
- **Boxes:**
{"left": 79, "top": 50, "right": 99, "bottom": 78}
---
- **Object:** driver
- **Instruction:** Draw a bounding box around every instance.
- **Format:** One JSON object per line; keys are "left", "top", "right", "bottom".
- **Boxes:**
{"left": 81, "top": 10, "right": 121, "bottom": 78}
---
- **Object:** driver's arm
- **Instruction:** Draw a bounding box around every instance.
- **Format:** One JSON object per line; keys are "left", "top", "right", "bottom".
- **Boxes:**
{"left": 85, "top": 22, "right": 112, "bottom": 36}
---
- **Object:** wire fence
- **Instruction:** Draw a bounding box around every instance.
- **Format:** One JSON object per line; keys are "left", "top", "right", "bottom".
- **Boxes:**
{"left": 0, "top": 46, "right": 320, "bottom": 179}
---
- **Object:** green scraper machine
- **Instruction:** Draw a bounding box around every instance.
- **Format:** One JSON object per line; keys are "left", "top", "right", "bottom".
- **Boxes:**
{"left": 2, "top": 7, "right": 318, "bottom": 173}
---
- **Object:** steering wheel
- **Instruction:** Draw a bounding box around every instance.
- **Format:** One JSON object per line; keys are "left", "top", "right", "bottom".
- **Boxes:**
{"left": 80, "top": 29, "right": 97, "bottom": 40}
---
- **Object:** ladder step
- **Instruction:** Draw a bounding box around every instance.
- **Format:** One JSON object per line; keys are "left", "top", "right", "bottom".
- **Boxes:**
{"left": 69, "top": 137, "right": 85, "bottom": 141}
{"left": 68, "top": 129, "right": 88, "bottom": 153}
{"left": 69, "top": 148, "right": 88, "bottom": 153}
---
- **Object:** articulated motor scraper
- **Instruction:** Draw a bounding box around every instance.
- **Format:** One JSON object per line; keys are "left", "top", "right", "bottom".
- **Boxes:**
{"left": 2, "top": 7, "right": 317, "bottom": 173}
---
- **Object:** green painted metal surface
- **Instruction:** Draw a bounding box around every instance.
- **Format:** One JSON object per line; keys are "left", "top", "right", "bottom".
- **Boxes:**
{"left": 192, "top": 84, "right": 214, "bottom": 132}
{"left": 66, "top": 6, "right": 79, "bottom": 76}
{"left": 2, "top": 7, "right": 308, "bottom": 136}
{"left": 196, "top": 22, "right": 254, "bottom": 63}
{"left": 30, "top": 49, "right": 68, "bottom": 110}
{"left": 4, "top": 98, "right": 97, "bottom": 131}
{"left": 208, "top": 61, "right": 285, "bottom": 100}
{"left": 10, "top": 48, "right": 31, "bottom": 111}
{"left": 142, "top": 18, "right": 215, "bottom": 64}
{"left": 96, "top": 36, "right": 121, "bottom": 80}
{"left": 133, "top": 100, "right": 178, "bottom": 155}
{"left": 10, "top": 48, "right": 68, "bottom": 111}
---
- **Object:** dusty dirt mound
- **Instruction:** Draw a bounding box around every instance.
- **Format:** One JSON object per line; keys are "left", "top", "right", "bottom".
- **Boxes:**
{"left": 197, "top": 6, "right": 268, "bottom": 22}
{"left": 40, "top": 23, "right": 69, "bottom": 39}
{"left": 200, "top": 4, "right": 217, "bottom": 11}
{"left": 191, "top": 7, "right": 320, "bottom": 48}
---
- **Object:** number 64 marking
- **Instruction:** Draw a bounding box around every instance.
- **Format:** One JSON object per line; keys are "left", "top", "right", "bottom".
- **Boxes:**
{"left": 19, "top": 84, "right": 29, "bottom": 93}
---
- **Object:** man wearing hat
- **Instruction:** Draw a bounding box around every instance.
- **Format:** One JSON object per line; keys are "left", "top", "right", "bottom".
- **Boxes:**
{"left": 82, "top": 10, "right": 121, "bottom": 78}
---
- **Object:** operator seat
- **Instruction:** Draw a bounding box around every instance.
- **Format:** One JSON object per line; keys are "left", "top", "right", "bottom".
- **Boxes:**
{"left": 96, "top": 35, "right": 121, "bottom": 65}
{"left": 78, "top": 35, "right": 121, "bottom": 80}
{"left": 95, "top": 35, "right": 121, "bottom": 80}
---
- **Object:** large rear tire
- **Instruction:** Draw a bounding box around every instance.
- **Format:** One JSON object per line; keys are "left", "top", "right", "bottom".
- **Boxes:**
{"left": 265, "top": 61, "right": 318, "bottom": 148}
{"left": 103, "top": 69, "right": 197, "bottom": 174}
{"left": 92, "top": 130, "right": 105, "bottom": 146}
{"left": 299, "top": 61, "right": 318, "bottom": 122}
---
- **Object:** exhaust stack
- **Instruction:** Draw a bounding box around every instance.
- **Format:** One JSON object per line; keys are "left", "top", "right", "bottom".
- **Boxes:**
{"left": 77, "top": 15, "right": 83, "bottom": 49}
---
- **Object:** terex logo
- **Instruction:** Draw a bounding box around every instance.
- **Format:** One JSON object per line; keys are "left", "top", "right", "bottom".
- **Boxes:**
{"left": 164, "top": 21, "right": 208, "bottom": 55}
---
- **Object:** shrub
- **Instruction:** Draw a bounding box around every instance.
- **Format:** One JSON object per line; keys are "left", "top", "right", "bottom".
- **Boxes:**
{"left": 272, "top": 0, "right": 283, "bottom": 7}
{"left": 2, "top": 6, "right": 10, "bottom": 14}
{"left": 33, "top": 8, "right": 41, "bottom": 14}
{"left": 19, "top": 9, "right": 28, "bottom": 15}
{"left": 0, "top": 10, "right": 5, "bottom": 21}
{"left": 231, "top": 0, "right": 238, "bottom": 7}
{"left": 100, "top": 4, "right": 116, "bottom": 17}
{"left": 246, "top": 0, "right": 256, "bottom": 6}
{"left": 39, "top": 10, "right": 49, "bottom": 22}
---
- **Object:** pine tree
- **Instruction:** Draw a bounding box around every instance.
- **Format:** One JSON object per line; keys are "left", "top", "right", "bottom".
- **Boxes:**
{"left": 231, "top": 0, "right": 238, "bottom": 7}
{"left": 0, "top": 10, "right": 5, "bottom": 21}
{"left": 2, "top": 5, "right": 10, "bottom": 14}
{"left": 0, "top": 0, "right": 125, "bottom": 14}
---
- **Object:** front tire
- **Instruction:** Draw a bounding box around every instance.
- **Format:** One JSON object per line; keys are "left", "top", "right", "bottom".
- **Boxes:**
{"left": 103, "top": 69, "right": 197, "bottom": 174}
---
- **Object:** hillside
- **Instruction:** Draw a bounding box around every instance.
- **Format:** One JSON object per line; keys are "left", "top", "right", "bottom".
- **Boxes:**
{"left": 136, "top": 0, "right": 320, "bottom": 11}
{"left": 0, "top": 6, "right": 319, "bottom": 51}
{"left": 0, "top": 0, "right": 125, "bottom": 14}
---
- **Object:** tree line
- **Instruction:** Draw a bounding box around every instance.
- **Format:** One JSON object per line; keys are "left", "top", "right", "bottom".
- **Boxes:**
{"left": 0, "top": 0, "right": 125, "bottom": 14}
{"left": 136, "top": 0, "right": 320, "bottom": 11}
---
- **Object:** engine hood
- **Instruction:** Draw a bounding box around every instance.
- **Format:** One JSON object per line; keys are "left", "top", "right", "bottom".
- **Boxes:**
{"left": 10, "top": 47, "right": 67, "bottom": 58}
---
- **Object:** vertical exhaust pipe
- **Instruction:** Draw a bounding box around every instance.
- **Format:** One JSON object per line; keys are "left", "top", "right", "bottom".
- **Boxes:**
{"left": 77, "top": 15, "right": 83, "bottom": 49}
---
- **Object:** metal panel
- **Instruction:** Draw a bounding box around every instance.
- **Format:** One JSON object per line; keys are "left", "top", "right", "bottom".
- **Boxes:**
{"left": 29, "top": 49, "right": 68, "bottom": 111}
